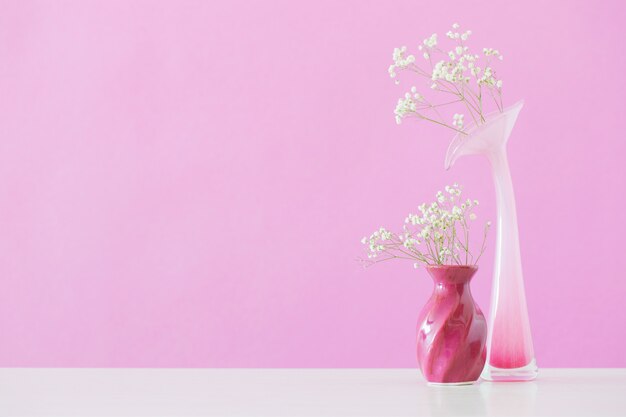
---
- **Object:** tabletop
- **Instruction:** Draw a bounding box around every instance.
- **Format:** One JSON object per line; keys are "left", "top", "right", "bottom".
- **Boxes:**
{"left": 1, "top": 368, "right": 624, "bottom": 416}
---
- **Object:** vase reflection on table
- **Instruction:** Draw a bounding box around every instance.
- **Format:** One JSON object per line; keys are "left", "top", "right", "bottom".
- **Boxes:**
{"left": 445, "top": 100, "right": 538, "bottom": 381}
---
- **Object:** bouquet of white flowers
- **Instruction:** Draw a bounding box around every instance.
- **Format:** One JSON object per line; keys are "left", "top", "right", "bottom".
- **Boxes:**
{"left": 389, "top": 23, "right": 504, "bottom": 134}
{"left": 360, "top": 184, "right": 490, "bottom": 266}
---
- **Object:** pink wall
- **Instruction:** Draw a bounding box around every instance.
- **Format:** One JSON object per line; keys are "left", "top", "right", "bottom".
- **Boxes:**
{"left": 0, "top": 0, "right": 624, "bottom": 367}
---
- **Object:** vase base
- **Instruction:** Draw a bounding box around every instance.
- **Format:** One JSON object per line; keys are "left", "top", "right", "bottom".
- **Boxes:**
{"left": 427, "top": 380, "right": 477, "bottom": 386}
{"left": 481, "top": 359, "right": 538, "bottom": 382}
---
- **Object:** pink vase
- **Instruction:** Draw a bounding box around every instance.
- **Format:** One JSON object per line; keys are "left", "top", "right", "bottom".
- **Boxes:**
{"left": 445, "top": 101, "right": 537, "bottom": 381}
{"left": 417, "top": 265, "right": 487, "bottom": 384}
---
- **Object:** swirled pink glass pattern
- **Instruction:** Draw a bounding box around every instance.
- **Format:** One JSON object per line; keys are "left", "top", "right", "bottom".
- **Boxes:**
{"left": 417, "top": 265, "right": 487, "bottom": 384}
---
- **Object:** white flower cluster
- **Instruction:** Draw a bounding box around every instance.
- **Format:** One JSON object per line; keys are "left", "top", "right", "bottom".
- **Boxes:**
{"left": 418, "top": 33, "right": 438, "bottom": 59}
{"left": 388, "top": 23, "right": 505, "bottom": 131}
{"left": 394, "top": 86, "right": 422, "bottom": 124}
{"left": 361, "top": 227, "right": 393, "bottom": 259}
{"left": 445, "top": 23, "right": 471, "bottom": 40}
{"left": 360, "top": 184, "right": 491, "bottom": 267}
{"left": 431, "top": 57, "right": 472, "bottom": 84}
{"left": 483, "top": 48, "right": 503, "bottom": 60}
{"left": 452, "top": 113, "right": 464, "bottom": 129}
{"left": 429, "top": 26, "right": 501, "bottom": 89}
{"left": 388, "top": 46, "right": 416, "bottom": 80}
{"left": 423, "top": 33, "right": 438, "bottom": 48}
{"left": 475, "top": 67, "right": 503, "bottom": 89}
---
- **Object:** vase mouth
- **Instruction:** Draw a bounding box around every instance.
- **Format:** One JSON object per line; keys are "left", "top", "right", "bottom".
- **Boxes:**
{"left": 425, "top": 264, "right": 478, "bottom": 270}
{"left": 444, "top": 99, "right": 524, "bottom": 170}
{"left": 460, "top": 99, "right": 524, "bottom": 137}
{"left": 424, "top": 264, "right": 478, "bottom": 284}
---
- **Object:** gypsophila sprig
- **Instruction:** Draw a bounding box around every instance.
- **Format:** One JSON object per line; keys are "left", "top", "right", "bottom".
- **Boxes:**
{"left": 359, "top": 184, "right": 491, "bottom": 268}
{"left": 389, "top": 23, "right": 504, "bottom": 134}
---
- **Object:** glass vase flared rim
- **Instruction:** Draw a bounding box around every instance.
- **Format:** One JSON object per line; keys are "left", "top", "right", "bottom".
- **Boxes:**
{"left": 457, "top": 99, "right": 525, "bottom": 137}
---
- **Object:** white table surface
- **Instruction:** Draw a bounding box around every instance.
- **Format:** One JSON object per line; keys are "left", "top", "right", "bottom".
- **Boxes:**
{"left": 0, "top": 368, "right": 624, "bottom": 416}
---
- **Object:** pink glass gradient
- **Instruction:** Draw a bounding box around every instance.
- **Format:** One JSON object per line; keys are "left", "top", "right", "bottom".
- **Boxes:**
{"left": 445, "top": 101, "right": 538, "bottom": 381}
{"left": 416, "top": 265, "right": 487, "bottom": 385}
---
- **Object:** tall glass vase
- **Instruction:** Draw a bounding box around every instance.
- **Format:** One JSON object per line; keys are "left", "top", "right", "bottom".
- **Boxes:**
{"left": 444, "top": 100, "right": 537, "bottom": 381}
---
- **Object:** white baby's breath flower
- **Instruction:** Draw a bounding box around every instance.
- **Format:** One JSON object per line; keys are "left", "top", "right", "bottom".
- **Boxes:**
{"left": 359, "top": 184, "right": 490, "bottom": 268}
{"left": 388, "top": 24, "right": 504, "bottom": 143}
{"left": 452, "top": 113, "right": 464, "bottom": 129}
{"left": 423, "top": 33, "right": 438, "bottom": 48}
{"left": 390, "top": 46, "right": 415, "bottom": 75}
{"left": 394, "top": 89, "right": 421, "bottom": 123}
